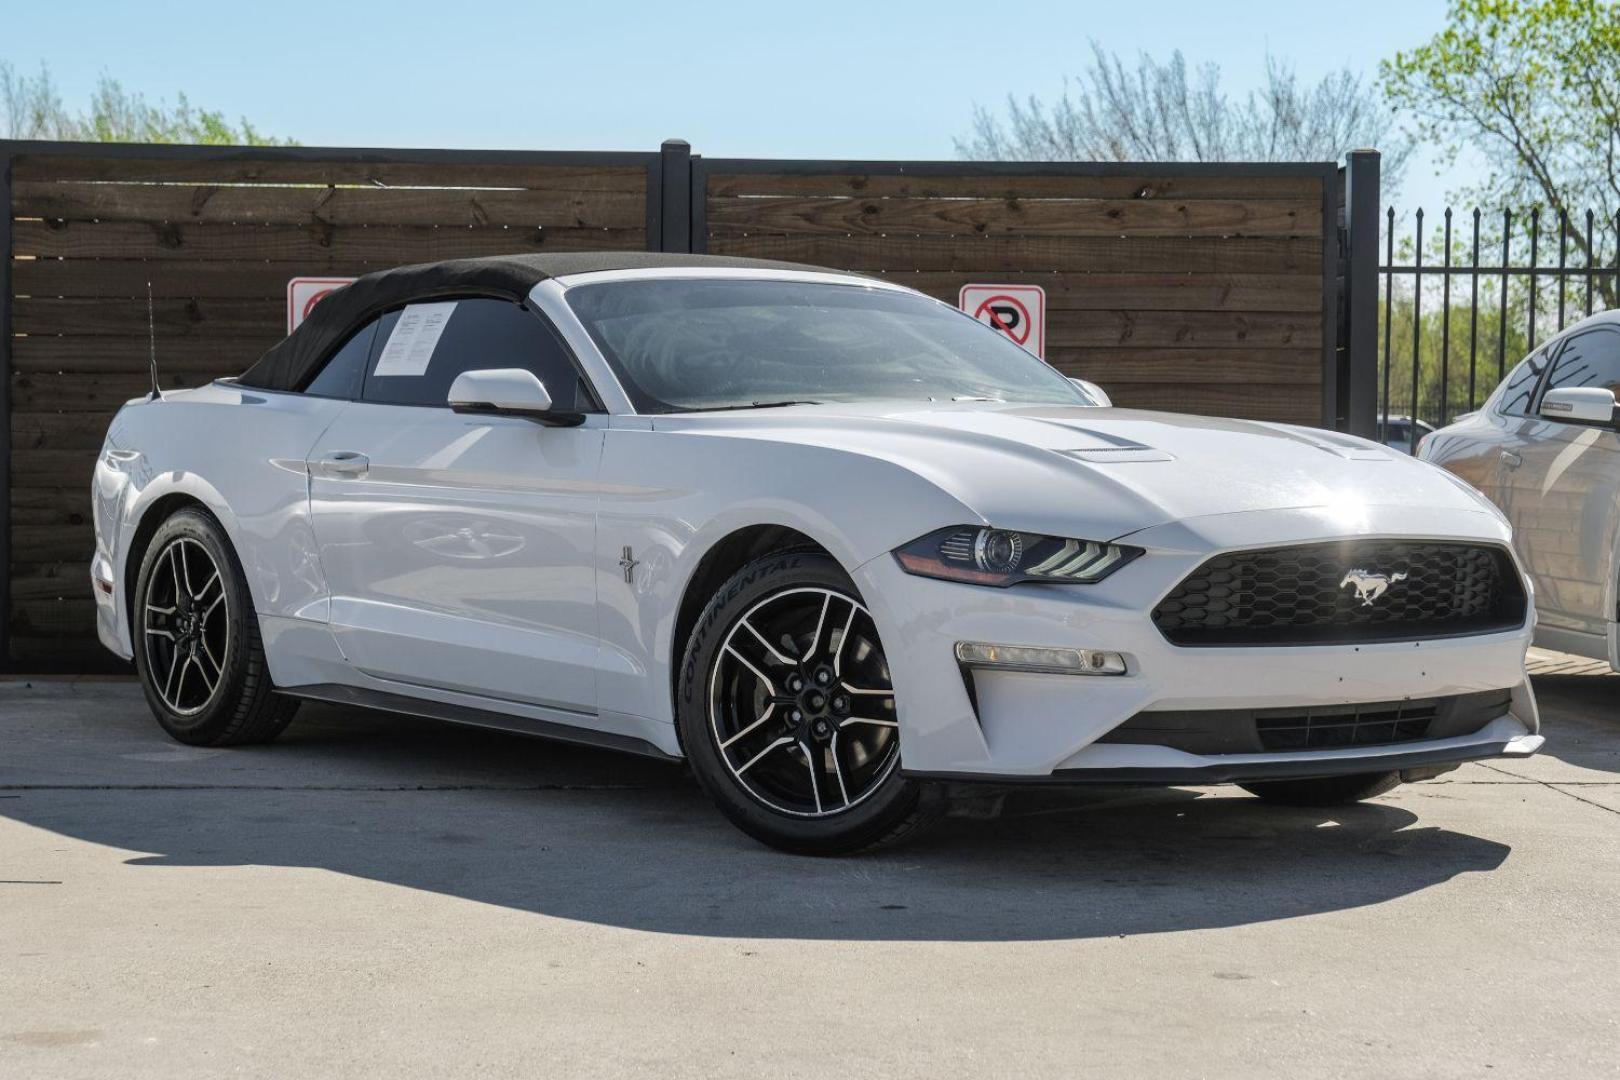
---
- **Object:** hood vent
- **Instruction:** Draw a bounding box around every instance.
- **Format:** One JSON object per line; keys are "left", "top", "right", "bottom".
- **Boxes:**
{"left": 1063, "top": 446, "right": 1175, "bottom": 464}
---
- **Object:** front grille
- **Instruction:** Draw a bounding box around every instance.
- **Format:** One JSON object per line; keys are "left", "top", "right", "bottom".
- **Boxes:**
{"left": 1255, "top": 700, "right": 1435, "bottom": 750}
{"left": 1098, "top": 689, "right": 1510, "bottom": 754}
{"left": 1151, "top": 540, "right": 1526, "bottom": 646}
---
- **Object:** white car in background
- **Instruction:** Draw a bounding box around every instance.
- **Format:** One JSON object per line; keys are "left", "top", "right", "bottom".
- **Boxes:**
{"left": 92, "top": 253, "right": 1542, "bottom": 854}
{"left": 1421, "top": 309, "right": 1620, "bottom": 669}
{"left": 1380, "top": 414, "right": 1436, "bottom": 454}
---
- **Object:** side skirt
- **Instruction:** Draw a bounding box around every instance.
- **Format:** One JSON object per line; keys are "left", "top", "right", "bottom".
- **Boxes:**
{"left": 281, "top": 682, "right": 682, "bottom": 763}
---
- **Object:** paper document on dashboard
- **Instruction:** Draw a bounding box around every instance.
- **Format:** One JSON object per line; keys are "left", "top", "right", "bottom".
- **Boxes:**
{"left": 373, "top": 301, "right": 458, "bottom": 377}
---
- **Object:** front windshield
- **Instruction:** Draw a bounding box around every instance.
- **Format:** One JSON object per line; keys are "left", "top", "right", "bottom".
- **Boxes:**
{"left": 564, "top": 277, "right": 1094, "bottom": 413}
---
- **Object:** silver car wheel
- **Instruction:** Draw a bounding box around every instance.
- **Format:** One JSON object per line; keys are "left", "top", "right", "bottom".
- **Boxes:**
{"left": 708, "top": 585, "right": 900, "bottom": 818}
{"left": 141, "top": 537, "right": 230, "bottom": 716}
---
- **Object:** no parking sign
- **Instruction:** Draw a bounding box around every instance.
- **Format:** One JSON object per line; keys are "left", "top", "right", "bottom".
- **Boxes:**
{"left": 287, "top": 277, "right": 357, "bottom": 332}
{"left": 959, "top": 283, "right": 1046, "bottom": 359}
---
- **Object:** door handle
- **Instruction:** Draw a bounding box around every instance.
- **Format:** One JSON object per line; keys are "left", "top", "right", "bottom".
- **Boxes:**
{"left": 1500, "top": 450, "right": 1523, "bottom": 469}
{"left": 318, "top": 451, "right": 370, "bottom": 478}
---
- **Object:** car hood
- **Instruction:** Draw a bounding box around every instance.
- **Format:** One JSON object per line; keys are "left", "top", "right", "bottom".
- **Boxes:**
{"left": 652, "top": 402, "right": 1496, "bottom": 541}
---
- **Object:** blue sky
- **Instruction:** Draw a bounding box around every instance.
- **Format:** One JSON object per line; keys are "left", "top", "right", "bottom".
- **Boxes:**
{"left": 7, "top": 0, "right": 1456, "bottom": 208}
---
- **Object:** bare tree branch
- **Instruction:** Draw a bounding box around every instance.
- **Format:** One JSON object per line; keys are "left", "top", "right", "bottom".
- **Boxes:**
{"left": 956, "top": 42, "right": 1411, "bottom": 189}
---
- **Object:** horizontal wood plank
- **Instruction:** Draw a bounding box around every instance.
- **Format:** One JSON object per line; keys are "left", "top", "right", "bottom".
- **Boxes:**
{"left": 14, "top": 154, "right": 649, "bottom": 190}
{"left": 12, "top": 334, "right": 276, "bottom": 374}
{"left": 16, "top": 297, "right": 285, "bottom": 337}
{"left": 11, "top": 567, "right": 94, "bottom": 600}
{"left": 13, "top": 411, "right": 122, "bottom": 453}
{"left": 706, "top": 172, "right": 1324, "bottom": 200}
{"left": 707, "top": 196, "right": 1318, "bottom": 238}
{"left": 11, "top": 374, "right": 196, "bottom": 413}
{"left": 10, "top": 503, "right": 91, "bottom": 529}
{"left": 1046, "top": 347, "right": 1323, "bottom": 385}
{"left": 1045, "top": 310, "right": 1321, "bottom": 350}
{"left": 895, "top": 272, "right": 1321, "bottom": 313}
{"left": 12, "top": 219, "right": 646, "bottom": 262}
{"left": 15, "top": 180, "right": 647, "bottom": 229}
{"left": 707, "top": 234, "right": 1322, "bottom": 274}
{"left": 1099, "top": 383, "right": 1320, "bottom": 422}
{"left": 13, "top": 258, "right": 378, "bottom": 300}
{"left": 12, "top": 526, "right": 96, "bottom": 566}
{"left": 6, "top": 637, "right": 127, "bottom": 672}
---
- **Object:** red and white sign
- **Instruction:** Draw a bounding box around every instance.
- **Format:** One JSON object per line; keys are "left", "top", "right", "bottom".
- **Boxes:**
{"left": 959, "top": 283, "right": 1046, "bottom": 358}
{"left": 287, "top": 277, "right": 356, "bottom": 333}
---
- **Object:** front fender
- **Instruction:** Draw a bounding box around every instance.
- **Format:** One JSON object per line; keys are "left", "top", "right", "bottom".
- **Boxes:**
{"left": 91, "top": 388, "right": 345, "bottom": 674}
{"left": 593, "top": 426, "right": 981, "bottom": 729}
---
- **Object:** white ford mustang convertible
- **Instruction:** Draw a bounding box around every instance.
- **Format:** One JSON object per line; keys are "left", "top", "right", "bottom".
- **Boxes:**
{"left": 92, "top": 252, "right": 1543, "bottom": 853}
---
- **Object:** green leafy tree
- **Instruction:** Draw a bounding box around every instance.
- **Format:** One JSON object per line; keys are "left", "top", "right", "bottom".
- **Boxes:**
{"left": 1383, "top": 0, "right": 1620, "bottom": 302}
{"left": 0, "top": 61, "right": 293, "bottom": 145}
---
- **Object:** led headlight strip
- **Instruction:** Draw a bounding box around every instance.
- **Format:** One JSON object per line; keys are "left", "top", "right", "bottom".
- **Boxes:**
{"left": 894, "top": 526, "right": 1141, "bottom": 587}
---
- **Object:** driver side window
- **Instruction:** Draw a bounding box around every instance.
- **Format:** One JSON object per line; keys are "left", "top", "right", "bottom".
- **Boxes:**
{"left": 359, "top": 298, "right": 595, "bottom": 410}
{"left": 1538, "top": 327, "right": 1620, "bottom": 403}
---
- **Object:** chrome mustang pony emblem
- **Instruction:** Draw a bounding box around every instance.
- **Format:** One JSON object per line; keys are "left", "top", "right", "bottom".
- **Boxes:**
{"left": 1340, "top": 569, "right": 1409, "bottom": 607}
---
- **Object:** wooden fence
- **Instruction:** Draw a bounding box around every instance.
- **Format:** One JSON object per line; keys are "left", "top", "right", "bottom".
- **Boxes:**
{"left": 3, "top": 144, "right": 660, "bottom": 669}
{"left": 1, "top": 140, "right": 1380, "bottom": 671}
{"left": 697, "top": 158, "right": 1339, "bottom": 425}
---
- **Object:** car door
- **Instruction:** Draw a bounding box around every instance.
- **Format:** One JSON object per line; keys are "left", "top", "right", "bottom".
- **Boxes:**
{"left": 1498, "top": 326, "right": 1620, "bottom": 635}
{"left": 306, "top": 298, "right": 606, "bottom": 711}
{"left": 1430, "top": 348, "right": 1551, "bottom": 503}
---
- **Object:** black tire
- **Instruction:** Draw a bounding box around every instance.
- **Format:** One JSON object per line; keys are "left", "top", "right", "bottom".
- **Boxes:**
{"left": 676, "top": 549, "right": 941, "bottom": 855}
{"left": 1239, "top": 771, "right": 1402, "bottom": 806}
{"left": 131, "top": 508, "right": 298, "bottom": 747}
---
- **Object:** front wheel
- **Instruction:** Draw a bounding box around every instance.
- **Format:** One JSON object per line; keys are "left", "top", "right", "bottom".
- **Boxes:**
{"left": 676, "top": 550, "right": 940, "bottom": 855}
{"left": 132, "top": 508, "right": 298, "bottom": 746}
{"left": 1239, "top": 771, "right": 1401, "bottom": 806}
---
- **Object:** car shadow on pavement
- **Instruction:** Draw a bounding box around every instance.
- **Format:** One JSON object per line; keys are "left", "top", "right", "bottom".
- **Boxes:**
{"left": 1529, "top": 674, "right": 1620, "bottom": 776}
{"left": 1, "top": 694, "right": 1514, "bottom": 943}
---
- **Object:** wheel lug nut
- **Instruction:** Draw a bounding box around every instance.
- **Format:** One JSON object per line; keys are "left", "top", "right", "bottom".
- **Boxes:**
{"left": 790, "top": 710, "right": 802, "bottom": 722}
{"left": 816, "top": 670, "right": 831, "bottom": 685}
{"left": 832, "top": 696, "right": 849, "bottom": 712}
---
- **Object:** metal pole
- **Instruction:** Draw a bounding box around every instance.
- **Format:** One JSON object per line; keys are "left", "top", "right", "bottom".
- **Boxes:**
{"left": 0, "top": 149, "right": 12, "bottom": 672}
{"left": 1499, "top": 209, "right": 1511, "bottom": 381}
{"left": 659, "top": 139, "right": 692, "bottom": 254}
{"left": 1528, "top": 208, "right": 1539, "bottom": 349}
{"left": 1341, "top": 150, "right": 1381, "bottom": 438}
{"left": 1586, "top": 210, "right": 1595, "bottom": 318}
{"left": 1382, "top": 207, "right": 1395, "bottom": 442}
{"left": 1557, "top": 209, "right": 1568, "bottom": 330}
{"left": 1410, "top": 208, "right": 1424, "bottom": 452}
{"left": 1469, "top": 208, "right": 1481, "bottom": 409}
{"left": 1440, "top": 208, "right": 1452, "bottom": 426}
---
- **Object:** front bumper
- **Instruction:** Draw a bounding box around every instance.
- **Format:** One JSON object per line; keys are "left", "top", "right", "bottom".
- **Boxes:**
{"left": 850, "top": 504, "right": 1540, "bottom": 781}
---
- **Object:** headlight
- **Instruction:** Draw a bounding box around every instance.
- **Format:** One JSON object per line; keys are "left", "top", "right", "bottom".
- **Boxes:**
{"left": 894, "top": 526, "right": 1142, "bottom": 587}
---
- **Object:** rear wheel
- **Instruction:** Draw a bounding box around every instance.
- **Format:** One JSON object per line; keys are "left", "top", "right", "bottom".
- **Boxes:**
{"left": 1239, "top": 771, "right": 1401, "bottom": 806}
{"left": 677, "top": 550, "right": 940, "bottom": 854}
{"left": 132, "top": 508, "right": 298, "bottom": 746}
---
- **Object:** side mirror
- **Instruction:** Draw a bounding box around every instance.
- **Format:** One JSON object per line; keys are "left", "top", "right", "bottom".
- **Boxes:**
{"left": 447, "top": 368, "right": 583, "bottom": 427}
{"left": 1538, "top": 386, "right": 1618, "bottom": 426}
{"left": 1068, "top": 377, "right": 1112, "bottom": 407}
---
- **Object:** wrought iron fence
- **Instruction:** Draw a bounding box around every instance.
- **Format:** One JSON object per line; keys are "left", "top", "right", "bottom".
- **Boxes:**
{"left": 1378, "top": 205, "right": 1620, "bottom": 450}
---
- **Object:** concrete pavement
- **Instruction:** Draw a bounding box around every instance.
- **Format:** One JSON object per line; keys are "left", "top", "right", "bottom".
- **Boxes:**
{"left": 1, "top": 666, "right": 1616, "bottom": 1078}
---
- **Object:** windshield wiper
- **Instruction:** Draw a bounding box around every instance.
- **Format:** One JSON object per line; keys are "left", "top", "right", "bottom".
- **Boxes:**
{"left": 689, "top": 400, "right": 824, "bottom": 412}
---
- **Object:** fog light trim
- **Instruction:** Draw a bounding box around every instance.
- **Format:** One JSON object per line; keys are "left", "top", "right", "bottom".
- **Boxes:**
{"left": 954, "top": 641, "right": 1127, "bottom": 676}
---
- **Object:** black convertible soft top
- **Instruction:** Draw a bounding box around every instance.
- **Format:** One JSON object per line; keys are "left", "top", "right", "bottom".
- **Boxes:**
{"left": 237, "top": 251, "right": 821, "bottom": 391}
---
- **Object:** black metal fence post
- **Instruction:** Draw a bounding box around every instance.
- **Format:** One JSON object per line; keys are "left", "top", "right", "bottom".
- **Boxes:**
{"left": 0, "top": 147, "right": 12, "bottom": 672}
{"left": 659, "top": 139, "right": 693, "bottom": 253}
{"left": 1341, "top": 150, "right": 1381, "bottom": 438}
